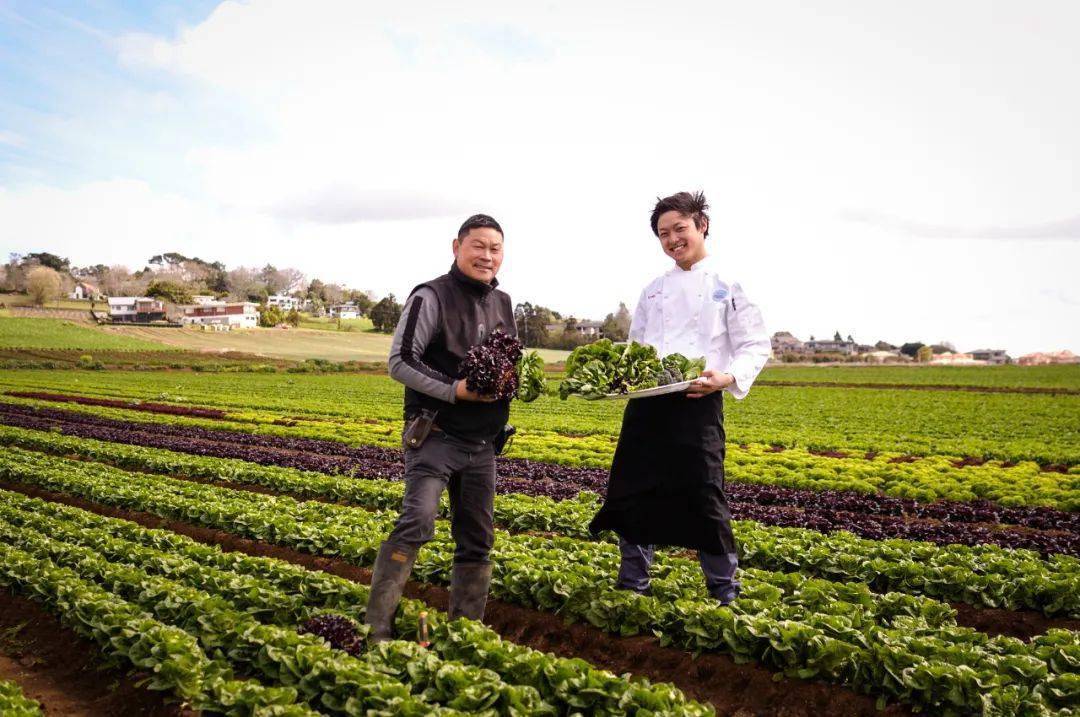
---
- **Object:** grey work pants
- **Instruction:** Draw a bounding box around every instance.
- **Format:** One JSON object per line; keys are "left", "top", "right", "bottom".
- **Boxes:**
{"left": 616, "top": 537, "right": 740, "bottom": 599}
{"left": 385, "top": 431, "right": 496, "bottom": 564}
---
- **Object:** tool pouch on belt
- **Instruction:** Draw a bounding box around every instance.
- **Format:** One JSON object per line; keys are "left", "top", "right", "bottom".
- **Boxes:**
{"left": 403, "top": 409, "right": 437, "bottom": 450}
{"left": 493, "top": 424, "right": 516, "bottom": 456}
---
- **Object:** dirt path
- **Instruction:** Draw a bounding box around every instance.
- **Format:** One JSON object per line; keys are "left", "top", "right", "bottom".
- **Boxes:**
{"left": 0, "top": 592, "right": 193, "bottom": 717}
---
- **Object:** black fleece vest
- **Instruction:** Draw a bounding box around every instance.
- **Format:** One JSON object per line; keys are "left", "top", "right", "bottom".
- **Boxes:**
{"left": 403, "top": 264, "right": 516, "bottom": 442}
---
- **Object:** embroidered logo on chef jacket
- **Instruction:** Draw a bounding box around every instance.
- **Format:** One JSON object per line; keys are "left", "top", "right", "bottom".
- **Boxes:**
{"left": 712, "top": 288, "right": 728, "bottom": 302}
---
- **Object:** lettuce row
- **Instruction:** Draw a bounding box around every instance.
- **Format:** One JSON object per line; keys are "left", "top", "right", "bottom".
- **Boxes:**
{"left": 0, "top": 546, "right": 318, "bottom": 716}
{"left": 0, "top": 493, "right": 707, "bottom": 716}
{"left": 0, "top": 454, "right": 1076, "bottom": 714}
{"left": 0, "top": 428, "right": 1073, "bottom": 616}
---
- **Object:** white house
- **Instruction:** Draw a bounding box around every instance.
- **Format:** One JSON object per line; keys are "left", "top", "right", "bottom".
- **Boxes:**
{"left": 805, "top": 338, "right": 857, "bottom": 355}
{"left": 864, "top": 350, "right": 907, "bottom": 363}
{"left": 929, "top": 352, "right": 985, "bottom": 366}
{"left": 178, "top": 301, "right": 259, "bottom": 329}
{"left": 969, "top": 349, "right": 1011, "bottom": 365}
{"left": 69, "top": 281, "right": 101, "bottom": 300}
{"left": 544, "top": 320, "right": 604, "bottom": 337}
{"left": 268, "top": 294, "right": 302, "bottom": 311}
{"left": 107, "top": 297, "right": 166, "bottom": 323}
{"left": 190, "top": 295, "right": 216, "bottom": 305}
{"left": 328, "top": 304, "right": 359, "bottom": 319}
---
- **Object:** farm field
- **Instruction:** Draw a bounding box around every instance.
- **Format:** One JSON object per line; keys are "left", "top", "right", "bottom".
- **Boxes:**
{"left": 0, "top": 292, "right": 96, "bottom": 311}
{"left": 1, "top": 368, "right": 1077, "bottom": 466}
{"left": 105, "top": 325, "right": 573, "bottom": 364}
{"left": 0, "top": 363, "right": 1077, "bottom": 715}
{"left": 298, "top": 315, "right": 377, "bottom": 332}
{"left": 759, "top": 364, "right": 1080, "bottom": 391}
{"left": 0, "top": 317, "right": 171, "bottom": 351}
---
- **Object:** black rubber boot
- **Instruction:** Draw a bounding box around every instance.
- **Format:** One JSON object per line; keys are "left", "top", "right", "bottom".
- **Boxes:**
{"left": 448, "top": 562, "right": 492, "bottom": 621}
{"left": 364, "top": 542, "right": 417, "bottom": 643}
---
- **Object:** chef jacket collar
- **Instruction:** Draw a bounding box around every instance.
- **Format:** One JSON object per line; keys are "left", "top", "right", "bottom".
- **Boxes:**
{"left": 668, "top": 252, "right": 715, "bottom": 275}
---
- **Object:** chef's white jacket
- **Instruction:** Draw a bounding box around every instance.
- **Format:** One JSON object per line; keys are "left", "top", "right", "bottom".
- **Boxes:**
{"left": 629, "top": 254, "right": 771, "bottom": 399}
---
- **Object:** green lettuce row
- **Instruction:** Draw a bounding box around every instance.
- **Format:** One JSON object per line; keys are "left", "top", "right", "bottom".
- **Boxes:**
{"left": 0, "top": 545, "right": 318, "bottom": 716}
{"left": 4, "top": 390, "right": 1077, "bottom": 509}
{"left": 0, "top": 523, "right": 501, "bottom": 717}
{"left": 1, "top": 454, "right": 1076, "bottom": 714}
{"left": 0, "top": 681, "right": 42, "bottom": 717}
{"left": 0, "top": 442, "right": 959, "bottom": 628}
{"left": 23, "top": 486, "right": 1070, "bottom": 716}
{"left": 6, "top": 425, "right": 1071, "bottom": 617}
{"left": 0, "top": 493, "right": 710, "bottom": 716}
{"left": 2, "top": 424, "right": 1075, "bottom": 615}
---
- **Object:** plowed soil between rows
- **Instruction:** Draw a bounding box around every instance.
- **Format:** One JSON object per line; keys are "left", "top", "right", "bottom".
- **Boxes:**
{"left": 0, "top": 591, "right": 193, "bottom": 717}
{"left": 0, "top": 480, "right": 915, "bottom": 717}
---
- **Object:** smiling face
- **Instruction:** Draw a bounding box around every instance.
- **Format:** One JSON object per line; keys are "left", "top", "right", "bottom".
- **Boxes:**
{"left": 656, "top": 210, "right": 708, "bottom": 269}
{"left": 453, "top": 227, "right": 504, "bottom": 283}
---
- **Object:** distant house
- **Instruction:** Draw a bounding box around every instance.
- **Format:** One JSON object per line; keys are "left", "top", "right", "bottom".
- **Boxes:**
{"left": 571, "top": 320, "right": 603, "bottom": 337}
{"left": 178, "top": 301, "right": 259, "bottom": 329}
{"left": 107, "top": 297, "right": 166, "bottom": 323}
{"left": 545, "top": 320, "right": 604, "bottom": 338}
{"left": 190, "top": 295, "right": 216, "bottom": 305}
{"left": 804, "top": 338, "right": 856, "bottom": 355}
{"left": 771, "top": 331, "right": 805, "bottom": 355}
{"left": 69, "top": 281, "right": 101, "bottom": 301}
{"left": 864, "top": 350, "right": 906, "bottom": 363}
{"left": 1018, "top": 350, "right": 1080, "bottom": 366}
{"left": 268, "top": 294, "right": 301, "bottom": 312}
{"left": 929, "top": 352, "right": 985, "bottom": 366}
{"left": 969, "top": 349, "right": 1011, "bottom": 365}
{"left": 329, "top": 304, "right": 359, "bottom": 319}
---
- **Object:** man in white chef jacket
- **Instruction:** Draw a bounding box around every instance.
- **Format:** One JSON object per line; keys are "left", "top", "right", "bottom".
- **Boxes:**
{"left": 588, "top": 190, "right": 771, "bottom": 604}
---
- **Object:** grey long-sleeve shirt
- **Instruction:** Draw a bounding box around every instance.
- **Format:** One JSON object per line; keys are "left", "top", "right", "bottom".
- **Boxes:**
{"left": 388, "top": 287, "right": 458, "bottom": 404}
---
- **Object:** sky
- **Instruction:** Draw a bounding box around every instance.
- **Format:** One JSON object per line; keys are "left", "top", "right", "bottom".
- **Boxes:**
{"left": 1, "top": 0, "right": 1077, "bottom": 356}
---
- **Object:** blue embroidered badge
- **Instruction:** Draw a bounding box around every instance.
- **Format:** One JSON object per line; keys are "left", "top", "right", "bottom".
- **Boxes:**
{"left": 712, "top": 288, "right": 728, "bottom": 302}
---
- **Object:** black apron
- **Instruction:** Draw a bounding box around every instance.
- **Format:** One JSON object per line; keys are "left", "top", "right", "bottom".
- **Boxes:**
{"left": 588, "top": 391, "right": 736, "bottom": 554}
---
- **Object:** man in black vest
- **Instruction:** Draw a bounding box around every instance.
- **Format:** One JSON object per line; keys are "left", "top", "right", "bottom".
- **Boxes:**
{"left": 365, "top": 213, "right": 516, "bottom": 643}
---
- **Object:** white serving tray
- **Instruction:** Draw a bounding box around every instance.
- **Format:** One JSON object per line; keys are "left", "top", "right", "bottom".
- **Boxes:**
{"left": 585, "top": 379, "right": 697, "bottom": 401}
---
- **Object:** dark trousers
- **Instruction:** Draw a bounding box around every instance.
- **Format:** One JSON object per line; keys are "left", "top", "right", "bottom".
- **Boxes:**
{"left": 386, "top": 431, "right": 496, "bottom": 564}
{"left": 615, "top": 537, "right": 740, "bottom": 599}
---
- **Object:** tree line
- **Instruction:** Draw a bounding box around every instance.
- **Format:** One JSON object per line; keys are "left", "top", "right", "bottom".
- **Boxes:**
{"left": 2, "top": 252, "right": 623, "bottom": 343}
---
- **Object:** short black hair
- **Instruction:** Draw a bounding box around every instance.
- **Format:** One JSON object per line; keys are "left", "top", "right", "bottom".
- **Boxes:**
{"left": 650, "top": 191, "right": 709, "bottom": 238}
{"left": 457, "top": 214, "right": 504, "bottom": 241}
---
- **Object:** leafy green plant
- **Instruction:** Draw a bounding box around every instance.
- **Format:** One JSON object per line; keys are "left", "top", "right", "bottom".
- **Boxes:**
{"left": 0, "top": 680, "right": 42, "bottom": 717}
{"left": 515, "top": 350, "right": 546, "bottom": 402}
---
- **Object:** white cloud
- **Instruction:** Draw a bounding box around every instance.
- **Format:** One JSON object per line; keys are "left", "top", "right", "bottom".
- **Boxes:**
{"left": 842, "top": 211, "right": 1080, "bottom": 241}
{"left": 0, "top": 130, "right": 26, "bottom": 148}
